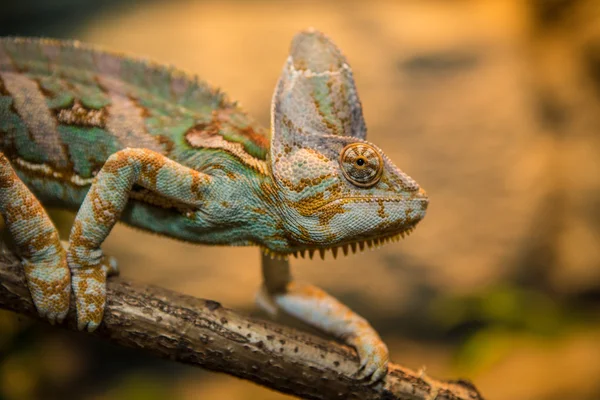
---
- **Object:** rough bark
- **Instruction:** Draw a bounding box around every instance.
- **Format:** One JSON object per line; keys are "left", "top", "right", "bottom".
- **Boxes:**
{"left": 0, "top": 243, "right": 483, "bottom": 400}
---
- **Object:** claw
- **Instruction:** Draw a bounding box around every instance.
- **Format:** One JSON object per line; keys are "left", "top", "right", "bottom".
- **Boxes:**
{"left": 79, "top": 320, "right": 100, "bottom": 332}
{"left": 43, "top": 308, "right": 69, "bottom": 326}
{"left": 350, "top": 333, "right": 389, "bottom": 384}
{"left": 43, "top": 311, "right": 57, "bottom": 325}
{"left": 71, "top": 266, "right": 107, "bottom": 333}
{"left": 369, "top": 362, "right": 388, "bottom": 384}
{"left": 56, "top": 311, "right": 68, "bottom": 324}
{"left": 75, "top": 299, "right": 104, "bottom": 332}
{"left": 30, "top": 289, "right": 71, "bottom": 327}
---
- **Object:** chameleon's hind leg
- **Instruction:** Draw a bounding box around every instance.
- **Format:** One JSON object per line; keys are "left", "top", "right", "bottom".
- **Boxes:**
{"left": 257, "top": 254, "right": 389, "bottom": 383}
{"left": 0, "top": 154, "right": 70, "bottom": 323}
{"left": 68, "top": 148, "right": 211, "bottom": 332}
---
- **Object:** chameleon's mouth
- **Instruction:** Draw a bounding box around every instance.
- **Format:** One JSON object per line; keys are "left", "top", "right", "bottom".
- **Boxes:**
{"left": 260, "top": 222, "right": 419, "bottom": 261}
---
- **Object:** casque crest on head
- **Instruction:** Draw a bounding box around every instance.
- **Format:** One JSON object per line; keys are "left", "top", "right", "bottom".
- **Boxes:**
{"left": 271, "top": 28, "right": 366, "bottom": 146}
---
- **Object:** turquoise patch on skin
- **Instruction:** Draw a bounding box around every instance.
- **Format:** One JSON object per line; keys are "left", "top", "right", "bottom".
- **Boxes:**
{"left": 140, "top": 98, "right": 172, "bottom": 117}
{"left": 0, "top": 96, "right": 51, "bottom": 164}
{"left": 312, "top": 75, "right": 342, "bottom": 133}
{"left": 70, "top": 81, "right": 111, "bottom": 110}
{"left": 37, "top": 75, "right": 110, "bottom": 110}
{"left": 8, "top": 72, "right": 110, "bottom": 117}
{"left": 39, "top": 179, "right": 87, "bottom": 207}
{"left": 16, "top": 173, "right": 73, "bottom": 205}
{"left": 221, "top": 112, "right": 269, "bottom": 161}
{"left": 37, "top": 76, "right": 74, "bottom": 109}
{"left": 155, "top": 164, "right": 194, "bottom": 201}
{"left": 147, "top": 116, "right": 195, "bottom": 142}
{"left": 58, "top": 125, "right": 121, "bottom": 177}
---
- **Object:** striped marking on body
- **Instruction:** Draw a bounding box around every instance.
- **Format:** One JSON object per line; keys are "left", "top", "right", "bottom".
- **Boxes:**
{"left": 98, "top": 75, "right": 165, "bottom": 153}
{"left": 0, "top": 72, "right": 69, "bottom": 168}
{"left": 185, "top": 129, "right": 269, "bottom": 175}
{"left": 12, "top": 157, "right": 95, "bottom": 186}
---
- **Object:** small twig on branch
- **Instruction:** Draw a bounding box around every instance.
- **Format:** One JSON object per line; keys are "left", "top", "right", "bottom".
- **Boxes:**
{"left": 0, "top": 242, "right": 483, "bottom": 400}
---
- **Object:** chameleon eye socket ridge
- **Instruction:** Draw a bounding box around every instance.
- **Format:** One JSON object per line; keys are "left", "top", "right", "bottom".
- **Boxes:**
{"left": 339, "top": 143, "right": 383, "bottom": 187}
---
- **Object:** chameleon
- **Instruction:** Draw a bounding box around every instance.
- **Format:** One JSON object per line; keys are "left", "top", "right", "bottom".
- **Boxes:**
{"left": 0, "top": 28, "right": 428, "bottom": 382}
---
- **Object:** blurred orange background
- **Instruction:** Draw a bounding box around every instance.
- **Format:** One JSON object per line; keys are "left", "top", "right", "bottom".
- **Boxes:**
{"left": 1, "top": 0, "right": 600, "bottom": 399}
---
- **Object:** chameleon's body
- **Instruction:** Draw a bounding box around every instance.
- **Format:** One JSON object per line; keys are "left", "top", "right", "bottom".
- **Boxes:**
{"left": 0, "top": 30, "right": 428, "bottom": 382}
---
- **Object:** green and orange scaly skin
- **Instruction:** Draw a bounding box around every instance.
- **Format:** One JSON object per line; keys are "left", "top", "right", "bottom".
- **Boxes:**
{"left": 0, "top": 29, "right": 428, "bottom": 382}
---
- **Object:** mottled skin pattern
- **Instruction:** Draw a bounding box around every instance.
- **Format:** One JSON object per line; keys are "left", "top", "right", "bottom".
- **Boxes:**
{"left": 0, "top": 29, "right": 428, "bottom": 382}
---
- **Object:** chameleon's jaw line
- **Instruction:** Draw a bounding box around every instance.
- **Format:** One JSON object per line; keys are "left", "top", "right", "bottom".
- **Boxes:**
{"left": 260, "top": 223, "right": 418, "bottom": 261}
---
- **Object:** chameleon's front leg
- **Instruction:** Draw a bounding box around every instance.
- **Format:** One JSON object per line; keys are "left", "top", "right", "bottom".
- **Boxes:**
{"left": 257, "top": 254, "right": 389, "bottom": 383}
{"left": 0, "top": 154, "right": 71, "bottom": 323}
{"left": 68, "top": 148, "right": 211, "bottom": 331}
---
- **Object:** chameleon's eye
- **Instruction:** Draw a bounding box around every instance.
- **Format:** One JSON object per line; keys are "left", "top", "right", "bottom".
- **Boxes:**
{"left": 339, "top": 143, "right": 383, "bottom": 188}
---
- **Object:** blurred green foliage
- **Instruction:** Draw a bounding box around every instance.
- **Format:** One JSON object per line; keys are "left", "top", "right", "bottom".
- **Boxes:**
{"left": 430, "top": 284, "right": 596, "bottom": 374}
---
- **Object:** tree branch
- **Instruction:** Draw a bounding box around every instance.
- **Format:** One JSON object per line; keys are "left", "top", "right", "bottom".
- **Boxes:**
{"left": 0, "top": 242, "right": 483, "bottom": 400}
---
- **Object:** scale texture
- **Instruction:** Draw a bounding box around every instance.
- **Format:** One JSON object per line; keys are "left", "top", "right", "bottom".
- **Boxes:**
{"left": 0, "top": 29, "right": 428, "bottom": 383}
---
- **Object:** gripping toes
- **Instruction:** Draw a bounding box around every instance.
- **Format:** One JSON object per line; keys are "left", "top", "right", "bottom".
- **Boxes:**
{"left": 65, "top": 149, "right": 210, "bottom": 331}
{"left": 0, "top": 154, "right": 71, "bottom": 325}
{"left": 266, "top": 281, "right": 390, "bottom": 383}
{"left": 68, "top": 248, "right": 113, "bottom": 331}
{"left": 70, "top": 261, "right": 108, "bottom": 331}
{"left": 350, "top": 332, "right": 389, "bottom": 383}
{"left": 23, "top": 256, "right": 71, "bottom": 324}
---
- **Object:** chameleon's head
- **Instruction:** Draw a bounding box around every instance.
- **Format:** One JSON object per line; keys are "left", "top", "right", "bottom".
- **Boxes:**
{"left": 266, "top": 29, "right": 428, "bottom": 258}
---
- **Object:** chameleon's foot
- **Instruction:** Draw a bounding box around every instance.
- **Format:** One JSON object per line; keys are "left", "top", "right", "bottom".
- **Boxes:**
{"left": 0, "top": 154, "right": 71, "bottom": 325}
{"left": 23, "top": 260, "right": 71, "bottom": 325}
{"left": 349, "top": 332, "right": 389, "bottom": 383}
{"left": 70, "top": 256, "right": 111, "bottom": 332}
{"left": 263, "top": 281, "right": 390, "bottom": 383}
